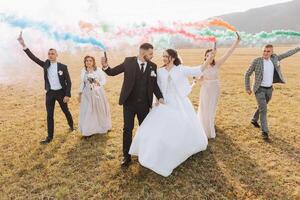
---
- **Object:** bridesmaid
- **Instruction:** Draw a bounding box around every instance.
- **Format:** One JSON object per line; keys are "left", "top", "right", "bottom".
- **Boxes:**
{"left": 78, "top": 55, "right": 112, "bottom": 137}
{"left": 197, "top": 32, "right": 241, "bottom": 139}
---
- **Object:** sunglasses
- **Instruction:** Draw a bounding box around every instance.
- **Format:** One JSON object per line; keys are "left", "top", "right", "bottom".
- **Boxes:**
{"left": 48, "top": 52, "right": 56, "bottom": 55}
{"left": 264, "top": 50, "right": 271, "bottom": 53}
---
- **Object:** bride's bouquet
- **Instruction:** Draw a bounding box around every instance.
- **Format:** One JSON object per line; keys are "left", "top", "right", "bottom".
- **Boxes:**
{"left": 87, "top": 73, "right": 96, "bottom": 83}
{"left": 87, "top": 73, "right": 98, "bottom": 90}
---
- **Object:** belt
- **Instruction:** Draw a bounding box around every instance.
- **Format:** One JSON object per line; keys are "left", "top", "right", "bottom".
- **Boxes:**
{"left": 260, "top": 86, "right": 273, "bottom": 89}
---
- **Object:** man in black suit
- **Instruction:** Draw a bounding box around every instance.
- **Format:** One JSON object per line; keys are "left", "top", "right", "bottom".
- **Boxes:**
{"left": 17, "top": 32, "right": 74, "bottom": 144}
{"left": 101, "top": 43, "right": 164, "bottom": 167}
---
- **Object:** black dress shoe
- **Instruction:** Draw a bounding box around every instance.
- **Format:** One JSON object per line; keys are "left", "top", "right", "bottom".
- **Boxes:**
{"left": 40, "top": 137, "right": 52, "bottom": 144}
{"left": 69, "top": 127, "right": 76, "bottom": 133}
{"left": 251, "top": 121, "right": 260, "bottom": 128}
{"left": 121, "top": 157, "right": 132, "bottom": 168}
{"left": 262, "top": 132, "right": 269, "bottom": 140}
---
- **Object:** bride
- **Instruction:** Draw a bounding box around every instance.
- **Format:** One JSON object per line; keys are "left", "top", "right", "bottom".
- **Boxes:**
{"left": 129, "top": 49, "right": 213, "bottom": 177}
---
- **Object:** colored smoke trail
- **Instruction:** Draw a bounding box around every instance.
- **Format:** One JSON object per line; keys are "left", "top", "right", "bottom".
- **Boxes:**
{"left": 195, "top": 28, "right": 300, "bottom": 44}
{"left": 0, "top": 14, "right": 107, "bottom": 50}
{"left": 1, "top": 13, "right": 299, "bottom": 50}
{"left": 174, "top": 18, "right": 237, "bottom": 32}
{"left": 116, "top": 26, "right": 216, "bottom": 42}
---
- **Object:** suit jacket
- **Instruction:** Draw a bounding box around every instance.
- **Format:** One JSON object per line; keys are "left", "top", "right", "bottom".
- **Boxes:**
{"left": 24, "top": 48, "right": 72, "bottom": 97}
{"left": 103, "top": 56, "right": 163, "bottom": 106}
{"left": 245, "top": 47, "right": 300, "bottom": 93}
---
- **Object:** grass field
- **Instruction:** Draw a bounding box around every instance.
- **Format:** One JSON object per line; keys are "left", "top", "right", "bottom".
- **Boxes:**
{"left": 0, "top": 47, "right": 299, "bottom": 200}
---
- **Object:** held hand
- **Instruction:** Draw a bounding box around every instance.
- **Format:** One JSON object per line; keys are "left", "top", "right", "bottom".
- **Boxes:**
{"left": 17, "top": 31, "right": 26, "bottom": 48}
{"left": 63, "top": 96, "right": 70, "bottom": 103}
{"left": 213, "top": 41, "right": 217, "bottom": 50}
{"left": 77, "top": 95, "right": 81, "bottom": 103}
{"left": 101, "top": 57, "right": 109, "bottom": 68}
{"left": 236, "top": 32, "right": 241, "bottom": 42}
{"left": 246, "top": 89, "right": 252, "bottom": 95}
{"left": 158, "top": 98, "right": 165, "bottom": 104}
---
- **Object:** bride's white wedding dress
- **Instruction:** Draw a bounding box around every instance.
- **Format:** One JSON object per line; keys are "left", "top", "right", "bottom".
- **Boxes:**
{"left": 129, "top": 65, "right": 208, "bottom": 177}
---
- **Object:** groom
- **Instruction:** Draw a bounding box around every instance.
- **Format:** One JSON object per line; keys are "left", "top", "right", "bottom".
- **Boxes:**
{"left": 101, "top": 43, "right": 164, "bottom": 167}
{"left": 17, "top": 32, "right": 74, "bottom": 144}
{"left": 245, "top": 44, "right": 300, "bottom": 140}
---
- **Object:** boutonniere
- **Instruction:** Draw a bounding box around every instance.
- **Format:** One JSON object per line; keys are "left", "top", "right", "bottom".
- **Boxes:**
{"left": 150, "top": 70, "right": 157, "bottom": 77}
{"left": 58, "top": 70, "right": 63, "bottom": 76}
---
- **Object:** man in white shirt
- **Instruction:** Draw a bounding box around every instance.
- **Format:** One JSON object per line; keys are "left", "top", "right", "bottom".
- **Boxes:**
{"left": 245, "top": 44, "right": 300, "bottom": 140}
{"left": 17, "top": 32, "right": 74, "bottom": 144}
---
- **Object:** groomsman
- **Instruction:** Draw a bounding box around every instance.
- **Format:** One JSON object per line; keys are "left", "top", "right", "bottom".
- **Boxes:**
{"left": 245, "top": 44, "right": 300, "bottom": 140}
{"left": 17, "top": 32, "right": 74, "bottom": 144}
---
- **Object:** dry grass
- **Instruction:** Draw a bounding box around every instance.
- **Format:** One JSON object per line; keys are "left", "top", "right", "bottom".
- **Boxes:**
{"left": 0, "top": 47, "right": 299, "bottom": 200}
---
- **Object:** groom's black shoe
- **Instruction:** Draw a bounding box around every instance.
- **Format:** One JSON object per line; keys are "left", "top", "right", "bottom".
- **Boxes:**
{"left": 40, "top": 137, "right": 52, "bottom": 144}
{"left": 121, "top": 157, "right": 132, "bottom": 168}
{"left": 262, "top": 132, "right": 269, "bottom": 140}
{"left": 69, "top": 127, "right": 76, "bottom": 133}
{"left": 251, "top": 121, "right": 260, "bottom": 128}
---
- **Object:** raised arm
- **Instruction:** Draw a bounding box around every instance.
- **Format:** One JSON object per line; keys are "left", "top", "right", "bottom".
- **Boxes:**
{"left": 101, "top": 56, "right": 125, "bottom": 76}
{"left": 277, "top": 46, "right": 300, "bottom": 61}
{"left": 215, "top": 32, "right": 241, "bottom": 66}
{"left": 17, "top": 31, "right": 45, "bottom": 67}
{"left": 182, "top": 50, "right": 215, "bottom": 77}
{"left": 181, "top": 65, "right": 204, "bottom": 77}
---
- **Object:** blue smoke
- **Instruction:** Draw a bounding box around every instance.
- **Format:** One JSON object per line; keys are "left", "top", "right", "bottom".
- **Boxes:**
{"left": 0, "top": 13, "right": 106, "bottom": 50}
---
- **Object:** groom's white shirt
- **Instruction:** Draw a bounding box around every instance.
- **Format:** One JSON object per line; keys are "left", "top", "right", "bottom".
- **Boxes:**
{"left": 137, "top": 57, "right": 147, "bottom": 72}
{"left": 157, "top": 65, "right": 203, "bottom": 98}
{"left": 48, "top": 62, "right": 62, "bottom": 90}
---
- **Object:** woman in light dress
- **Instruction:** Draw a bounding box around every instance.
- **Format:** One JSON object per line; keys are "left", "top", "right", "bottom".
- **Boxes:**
{"left": 78, "top": 55, "right": 111, "bottom": 137}
{"left": 197, "top": 32, "right": 241, "bottom": 139}
{"left": 129, "top": 49, "right": 214, "bottom": 177}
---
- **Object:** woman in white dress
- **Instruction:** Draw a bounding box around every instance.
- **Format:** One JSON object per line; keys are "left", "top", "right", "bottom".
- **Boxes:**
{"left": 78, "top": 56, "right": 112, "bottom": 137}
{"left": 129, "top": 49, "right": 213, "bottom": 177}
{"left": 197, "top": 32, "right": 240, "bottom": 139}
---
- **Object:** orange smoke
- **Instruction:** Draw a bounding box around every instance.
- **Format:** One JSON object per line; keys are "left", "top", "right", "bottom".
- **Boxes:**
{"left": 174, "top": 18, "right": 237, "bottom": 32}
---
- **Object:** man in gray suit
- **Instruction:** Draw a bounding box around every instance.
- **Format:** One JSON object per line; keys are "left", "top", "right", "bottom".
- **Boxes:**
{"left": 245, "top": 44, "right": 300, "bottom": 140}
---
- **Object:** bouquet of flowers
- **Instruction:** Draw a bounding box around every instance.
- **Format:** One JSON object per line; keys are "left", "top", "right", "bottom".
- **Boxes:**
{"left": 87, "top": 73, "right": 97, "bottom": 90}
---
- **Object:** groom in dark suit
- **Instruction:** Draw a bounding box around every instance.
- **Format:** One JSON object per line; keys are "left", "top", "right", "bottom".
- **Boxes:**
{"left": 17, "top": 32, "right": 74, "bottom": 144}
{"left": 101, "top": 43, "right": 164, "bottom": 167}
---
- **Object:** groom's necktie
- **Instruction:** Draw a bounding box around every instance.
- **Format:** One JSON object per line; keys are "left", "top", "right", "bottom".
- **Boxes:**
{"left": 141, "top": 63, "right": 145, "bottom": 73}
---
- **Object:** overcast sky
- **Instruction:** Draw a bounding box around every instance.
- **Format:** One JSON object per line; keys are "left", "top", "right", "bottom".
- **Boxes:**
{"left": 0, "top": 0, "right": 292, "bottom": 25}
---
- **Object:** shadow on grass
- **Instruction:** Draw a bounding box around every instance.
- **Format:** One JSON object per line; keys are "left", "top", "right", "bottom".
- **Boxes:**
{"left": 265, "top": 134, "right": 300, "bottom": 164}
{"left": 104, "top": 127, "right": 291, "bottom": 199}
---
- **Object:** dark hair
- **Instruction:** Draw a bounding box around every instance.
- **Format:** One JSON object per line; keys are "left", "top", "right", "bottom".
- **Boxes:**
{"left": 165, "top": 49, "right": 181, "bottom": 66}
{"left": 84, "top": 55, "right": 97, "bottom": 71}
{"left": 204, "top": 49, "right": 215, "bottom": 66}
{"left": 48, "top": 48, "right": 57, "bottom": 52}
{"left": 139, "top": 43, "right": 154, "bottom": 50}
{"left": 264, "top": 44, "right": 273, "bottom": 49}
